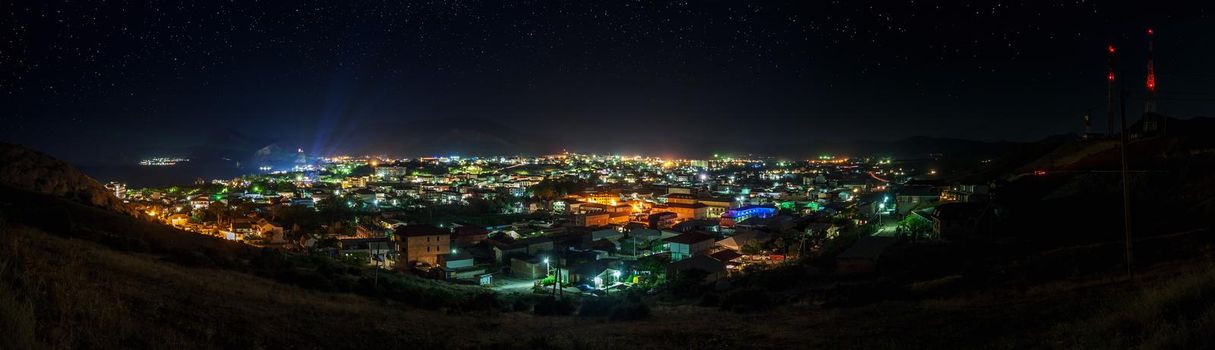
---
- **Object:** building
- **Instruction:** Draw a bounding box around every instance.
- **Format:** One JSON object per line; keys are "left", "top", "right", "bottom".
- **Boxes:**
{"left": 375, "top": 165, "right": 409, "bottom": 180}
{"left": 487, "top": 236, "right": 554, "bottom": 264}
{"left": 105, "top": 181, "right": 126, "bottom": 199}
{"left": 647, "top": 212, "right": 677, "bottom": 229}
{"left": 591, "top": 227, "right": 626, "bottom": 242}
{"left": 662, "top": 202, "right": 709, "bottom": 220}
{"left": 668, "top": 254, "right": 728, "bottom": 282}
{"left": 664, "top": 232, "right": 717, "bottom": 261}
{"left": 339, "top": 238, "right": 396, "bottom": 268}
{"left": 510, "top": 256, "right": 549, "bottom": 279}
{"left": 931, "top": 202, "right": 994, "bottom": 240}
{"left": 255, "top": 220, "right": 285, "bottom": 239}
{"left": 719, "top": 205, "right": 777, "bottom": 227}
{"left": 574, "top": 212, "right": 610, "bottom": 227}
{"left": 895, "top": 186, "right": 940, "bottom": 215}
{"left": 439, "top": 251, "right": 486, "bottom": 282}
{"left": 940, "top": 184, "right": 990, "bottom": 203}
{"left": 166, "top": 213, "right": 191, "bottom": 227}
{"left": 394, "top": 225, "right": 451, "bottom": 266}
{"left": 453, "top": 225, "right": 490, "bottom": 247}
{"left": 190, "top": 196, "right": 211, "bottom": 210}
{"left": 716, "top": 230, "right": 771, "bottom": 252}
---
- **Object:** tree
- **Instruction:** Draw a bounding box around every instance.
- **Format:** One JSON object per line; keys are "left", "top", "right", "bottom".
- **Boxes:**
{"left": 669, "top": 269, "right": 710, "bottom": 297}
{"left": 741, "top": 241, "right": 763, "bottom": 255}
{"left": 899, "top": 214, "right": 934, "bottom": 241}
{"left": 773, "top": 237, "right": 787, "bottom": 254}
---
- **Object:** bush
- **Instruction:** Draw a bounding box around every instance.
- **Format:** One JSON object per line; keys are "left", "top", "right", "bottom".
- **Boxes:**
{"left": 1063, "top": 269, "right": 1215, "bottom": 348}
{"left": 669, "top": 269, "right": 710, "bottom": 298}
{"left": 459, "top": 292, "right": 501, "bottom": 312}
{"left": 533, "top": 296, "right": 574, "bottom": 316}
{"left": 511, "top": 298, "right": 531, "bottom": 312}
{"left": 698, "top": 293, "right": 720, "bottom": 307}
{"left": 609, "top": 302, "right": 651, "bottom": 321}
{"left": 719, "top": 288, "right": 775, "bottom": 313}
{"left": 578, "top": 297, "right": 617, "bottom": 317}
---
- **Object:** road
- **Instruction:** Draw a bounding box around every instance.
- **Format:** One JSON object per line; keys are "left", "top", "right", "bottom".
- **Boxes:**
{"left": 488, "top": 277, "right": 537, "bottom": 295}
{"left": 871, "top": 213, "right": 900, "bottom": 237}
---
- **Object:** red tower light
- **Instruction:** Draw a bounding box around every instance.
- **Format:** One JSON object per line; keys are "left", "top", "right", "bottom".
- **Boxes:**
{"left": 1107, "top": 44, "right": 1115, "bottom": 54}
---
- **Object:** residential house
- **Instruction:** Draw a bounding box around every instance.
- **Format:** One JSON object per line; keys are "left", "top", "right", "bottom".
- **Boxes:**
{"left": 574, "top": 212, "right": 610, "bottom": 227}
{"left": 895, "top": 186, "right": 941, "bottom": 215}
{"left": 453, "top": 225, "right": 490, "bottom": 247}
{"left": 510, "top": 256, "right": 549, "bottom": 279}
{"left": 590, "top": 227, "right": 626, "bottom": 242}
{"left": 339, "top": 237, "right": 396, "bottom": 268}
{"left": 395, "top": 225, "right": 451, "bottom": 266}
{"left": 668, "top": 254, "right": 727, "bottom": 282}
{"left": 664, "top": 232, "right": 717, "bottom": 261}
{"left": 487, "top": 236, "right": 554, "bottom": 264}
{"left": 560, "top": 260, "right": 624, "bottom": 287}
{"left": 167, "top": 213, "right": 191, "bottom": 227}
{"left": 931, "top": 202, "right": 995, "bottom": 240}
{"left": 717, "top": 230, "right": 772, "bottom": 253}
{"left": 647, "top": 211, "right": 677, "bottom": 229}
{"left": 439, "top": 251, "right": 487, "bottom": 282}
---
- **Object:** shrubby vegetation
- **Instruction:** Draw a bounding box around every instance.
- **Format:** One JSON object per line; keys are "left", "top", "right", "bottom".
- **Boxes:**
{"left": 1061, "top": 268, "right": 1215, "bottom": 348}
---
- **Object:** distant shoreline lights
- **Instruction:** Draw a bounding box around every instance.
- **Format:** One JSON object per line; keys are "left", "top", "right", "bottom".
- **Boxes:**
{"left": 138, "top": 157, "right": 190, "bottom": 166}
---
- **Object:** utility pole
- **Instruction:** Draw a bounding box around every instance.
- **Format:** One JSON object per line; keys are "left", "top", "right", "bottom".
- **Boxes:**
{"left": 1118, "top": 88, "right": 1134, "bottom": 280}
{"left": 1107, "top": 43, "right": 1118, "bottom": 136}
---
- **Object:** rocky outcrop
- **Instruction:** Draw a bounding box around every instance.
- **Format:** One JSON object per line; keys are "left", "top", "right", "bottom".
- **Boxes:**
{"left": 0, "top": 142, "right": 141, "bottom": 217}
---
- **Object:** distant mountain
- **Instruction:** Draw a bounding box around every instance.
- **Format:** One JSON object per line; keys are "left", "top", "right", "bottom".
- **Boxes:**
{"left": 0, "top": 142, "right": 141, "bottom": 217}
{"left": 335, "top": 117, "right": 555, "bottom": 156}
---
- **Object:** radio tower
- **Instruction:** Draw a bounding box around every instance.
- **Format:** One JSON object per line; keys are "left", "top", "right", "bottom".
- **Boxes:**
{"left": 1144, "top": 28, "right": 1157, "bottom": 114}
{"left": 1107, "top": 42, "right": 1118, "bottom": 136}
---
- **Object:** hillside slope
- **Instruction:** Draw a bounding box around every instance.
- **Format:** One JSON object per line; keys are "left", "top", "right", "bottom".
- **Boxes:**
{"left": 0, "top": 142, "right": 141, "bottom": 217}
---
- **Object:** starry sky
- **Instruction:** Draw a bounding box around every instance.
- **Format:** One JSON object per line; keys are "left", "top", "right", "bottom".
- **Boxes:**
{"left": 3, "top": 1, "right": 1215, "bottom": 163}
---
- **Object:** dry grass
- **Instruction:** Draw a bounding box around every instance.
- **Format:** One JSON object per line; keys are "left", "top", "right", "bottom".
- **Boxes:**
{"left": 5, "top": 189, "right": 1215, "bottom": 349}
{"left": 1055, "top": 265, "right": 1215, "bottom": 349}
{"left": 6, "top": 222, "right": 1215, "bottom": 349}
{"left": 0, "top": 224, "right": 815, "bottom": 349}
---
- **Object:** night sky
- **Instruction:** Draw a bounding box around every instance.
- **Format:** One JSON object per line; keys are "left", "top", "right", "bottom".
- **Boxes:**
{"left": 4, "top": 1, "right": 1215, "bottom": 164}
